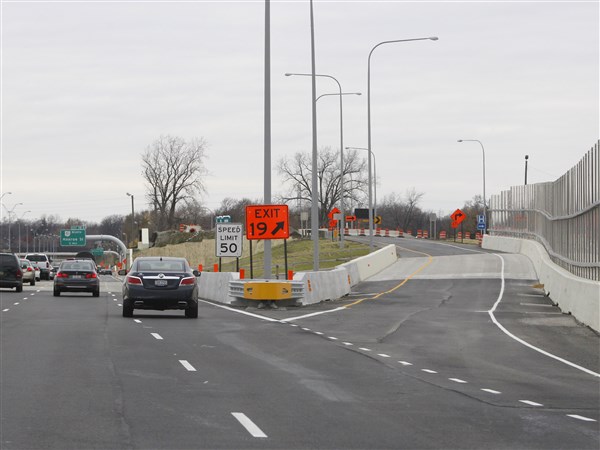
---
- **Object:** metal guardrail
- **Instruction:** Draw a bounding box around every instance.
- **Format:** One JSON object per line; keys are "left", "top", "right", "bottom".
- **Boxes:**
{"left": 489, "top": 141, "right": 599, "bottom": 281}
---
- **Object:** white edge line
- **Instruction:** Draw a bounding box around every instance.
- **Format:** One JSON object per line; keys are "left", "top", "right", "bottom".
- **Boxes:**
{"left": 282, "top": 306, "right": 347, "bottom": 322}
{"left": 199, "top": 299, "right": 279, "bottom": 322}
{"left": 489, "top": 254, "right": 600, "bottom": 378}
{"left": 231, "top": 412, "right": 267, "bottom": 438}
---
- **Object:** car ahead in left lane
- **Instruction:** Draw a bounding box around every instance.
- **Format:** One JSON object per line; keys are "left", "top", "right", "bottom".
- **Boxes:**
{"left": 120, "top": 256, "right": 200, "bottom": 318}
{"left": 0, "top": 253, "right": 23, "bottom": 292}
{"left": 54, "top": 259, "right": 100, "bottom": 297}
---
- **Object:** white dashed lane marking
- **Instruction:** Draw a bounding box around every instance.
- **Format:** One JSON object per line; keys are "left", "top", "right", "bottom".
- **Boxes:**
{"left": 232, "top": 413, "right": 267, "bottom": 438}
{"left": 179, "top": 360, "right": 197, "bottom": 372}
{"left": 3, "top": 309, "right": 9, "bottom": 312}
{"left": 422, "top": 369, "right": 438, "bottom": 374}
{"left": 134, "top": 319, "right": 142, "bottom": 323}
{"left": 151, "top": 333, "right": 163, "bottom": 340}
{"left": 481, "top": 389, "right": 502, "bottom": 394}
{"left": 567, "top": 414, "right": 597, "bottom": 422}
{"left": 398, "top": 361, "right": 413, "bottom": 366}
{"left": 519, "top": 400, "right": 543, "bottom": 407}
{"left": 449, "top": 378, "right": 468, "bottom": 384}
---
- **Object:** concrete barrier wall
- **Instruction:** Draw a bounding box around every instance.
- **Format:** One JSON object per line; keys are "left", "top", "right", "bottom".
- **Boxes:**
{"left": 483, "top": 236, "right": 599, "bottom": 332}
{"left": 197, "top": 244, "right": 398, "bottom": 306}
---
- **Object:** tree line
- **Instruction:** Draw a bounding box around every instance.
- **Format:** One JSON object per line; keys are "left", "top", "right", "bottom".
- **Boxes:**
{"left": 1, "top": 134, "right": 488, "bottom": 252}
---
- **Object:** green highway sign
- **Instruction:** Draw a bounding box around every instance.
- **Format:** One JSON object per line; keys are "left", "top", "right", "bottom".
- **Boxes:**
{"left": 91, "top": 247, "right": 104, "bottom": 257}
{"left": 60, "top": 229, "right": 86, "bottom": 246}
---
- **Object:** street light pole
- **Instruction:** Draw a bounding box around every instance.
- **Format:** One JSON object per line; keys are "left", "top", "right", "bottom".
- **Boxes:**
{"left": 346, "top": 147, "right": 377, "bottom": 230}
{"left": 18, "top": 210, "right": 31, "bottom": 255}
{"left": 285, "top": 73, "right": 360, "bottom": 250}
{"left": 126, "top": 193, "right": 135, "bottom": 248}
{"left": 457, "top": 139, "right": 487, "bottom": 232}
{"left": 367, "top": 36, "right": 438, "bottom": 251}
{"left": 524, "top": 155, "right": 529, "bottom": 185}
{"left": 3, "top": 202, "right": 23, "bottom": 252}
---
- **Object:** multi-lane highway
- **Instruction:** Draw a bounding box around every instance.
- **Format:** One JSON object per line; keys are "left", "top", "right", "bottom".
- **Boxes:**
{"left": 1, "top": 238, "right": 598, "bottom": 449}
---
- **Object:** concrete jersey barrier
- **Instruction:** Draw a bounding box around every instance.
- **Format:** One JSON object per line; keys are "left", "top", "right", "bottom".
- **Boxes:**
{"left": 196, "top": 244, "right": 398, "bottom": 307}
{"left": 483, "top": 235, "right": 599, "bottom": 332}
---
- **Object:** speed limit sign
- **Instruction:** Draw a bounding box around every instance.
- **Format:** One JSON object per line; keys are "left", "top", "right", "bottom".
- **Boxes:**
{"left": 216, "top": 223, "right": 243, "bottom": 257}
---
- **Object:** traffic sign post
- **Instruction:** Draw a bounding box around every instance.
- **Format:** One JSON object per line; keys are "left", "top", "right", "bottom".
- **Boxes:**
{"left": 245, "top": 205, "right": 289, "bottom": 240}
{"left": 245, "top": 205, "right": 290, "bottom": 279}
{"left": 60, "top": 229, "right": 86, "bottom": 246}
{"left": 216, "top": 223, "right": 243, "bottom": 258}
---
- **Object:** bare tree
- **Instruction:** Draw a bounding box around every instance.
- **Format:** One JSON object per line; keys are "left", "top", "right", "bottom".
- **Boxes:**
{"left": 277, "top": 147, "right": 368, "bottom": 225}
{"left": 142, "top": 135, "right": 208, "bottom": 230}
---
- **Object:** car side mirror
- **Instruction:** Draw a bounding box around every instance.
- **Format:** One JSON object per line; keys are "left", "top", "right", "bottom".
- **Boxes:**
{"left": 193, "top": 270, "right": 200, "bottom": 277}
{"left": 118, "top": 269, "right": 127, "bottom": 276}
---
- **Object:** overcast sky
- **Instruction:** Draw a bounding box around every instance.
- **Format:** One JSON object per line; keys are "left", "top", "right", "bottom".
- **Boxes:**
{"left": 1, "top": 0, "right": 598, "bottom": 224}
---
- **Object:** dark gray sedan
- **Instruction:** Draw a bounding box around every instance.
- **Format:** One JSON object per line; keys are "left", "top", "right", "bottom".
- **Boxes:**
{"left": 120, "top": 256, "right": 199, "bottom": 318}
{"left": 53, "top": 260, "right": 100, "bottom": 297}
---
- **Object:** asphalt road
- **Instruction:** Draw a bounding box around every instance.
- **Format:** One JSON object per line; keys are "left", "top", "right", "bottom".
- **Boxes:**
{"left": 1, "top": 238, "right": 598, "bottom": 449}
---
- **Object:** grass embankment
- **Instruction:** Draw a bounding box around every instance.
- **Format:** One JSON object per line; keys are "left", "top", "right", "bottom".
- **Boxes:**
{"left": 134, "top": 237, "right": 370, "bottom": 278}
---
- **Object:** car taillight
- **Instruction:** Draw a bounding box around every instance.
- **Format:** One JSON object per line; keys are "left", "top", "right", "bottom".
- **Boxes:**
{"left": 86, "top": 273, "right": 97, "bottom": 279}
{"left": 179, "top": 277, "right": 195, "bottom": 286}
{"left": 57, "top": 272, "right": 69, "bottom": 278}
{"left": 27, "top": 267, "right": 33, "bottom": 272}
{"left": 16, "top": 269, "right": 23, "bottom": 279}
{"left": 127, "top": 276, "right": 142, "bottom": 285}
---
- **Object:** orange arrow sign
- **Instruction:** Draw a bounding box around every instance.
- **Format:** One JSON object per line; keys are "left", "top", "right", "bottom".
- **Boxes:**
{"left": 328, "top": 207, "right": 341, "bottom": 220}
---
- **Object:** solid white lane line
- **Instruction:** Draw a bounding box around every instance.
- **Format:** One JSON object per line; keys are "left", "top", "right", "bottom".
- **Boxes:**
{"left": 398, "top": 361, "right": 413, "bottom": 366}
{"left": 489, "top": 254, "right": 600, "bottom": 379}
{"left": 199, "top": 299, "right": 279, "bottom": 322}
{"left": 281, "top": 306, "right": 347, "bottom": 322}
{"left": 134, "top": 319, "right": 142, "bottom": 323}
{"left": 231, "top": 413, "right": 267, "bottom": 438}
{"left": 378, "top": 354, "right": 391, "bottom": 358}
{"left": 481, "top": 388, "right": 502, "bottom": 394}
{"left": 179, "top": 360, "right": 197, "bottom": 371}
{"left": 151, "top": 333, "right": 163, "bottom": 340}
{"left": 449, "top": 378, "right": 468, "bottom": 384}
{"left": 519, "top": 400, "right": 543, "bottom": 407}
{"left": 422, "top": 369, "right": 437, "bottom": 374}
{"left": 567, "top": 414, "right": 597, "bottom": 422}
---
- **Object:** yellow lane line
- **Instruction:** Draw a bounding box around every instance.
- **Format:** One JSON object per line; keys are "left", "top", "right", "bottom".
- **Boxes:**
{"left": 345, "top": 246, "right": 434, "bottom": 308}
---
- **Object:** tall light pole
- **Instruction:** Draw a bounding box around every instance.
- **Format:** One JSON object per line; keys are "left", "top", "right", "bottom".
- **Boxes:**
{"left": 126, "top": 193, "right": 135, "bottom": 248}
{"left": 3, "top": 202, "right": 23, "bottom": 251}
{"left": 524, "top": 155, "right": 529, "bottom": 185}
{"left": 458, "top": 139, "right": 487, "bottom": 232}
{"left": 0, "top": 191, "right": 12, "bottom": 202}
{"left": 18, "top": 210, "right": 31, "bottom": 254}
{"left": 346, "top": 147, "right": 377, "bottom": 229}
{"left": 367, "top": 36, "right": 438, "bottom": 251}
{"left": 285, "top": 73, "right": 360, "bottom": 250}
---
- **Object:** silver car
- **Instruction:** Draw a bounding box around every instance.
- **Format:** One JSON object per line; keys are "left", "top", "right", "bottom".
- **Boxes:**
{"left": 20, "top": 259, "right": 36, "bottom": 286}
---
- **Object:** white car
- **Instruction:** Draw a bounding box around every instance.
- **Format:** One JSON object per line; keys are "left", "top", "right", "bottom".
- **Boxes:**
{"left": 30, "top": 262, "right": 41, "bottom": 281}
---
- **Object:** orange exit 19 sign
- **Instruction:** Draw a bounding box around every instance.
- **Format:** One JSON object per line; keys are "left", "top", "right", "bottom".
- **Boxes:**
{"left": 245, "top": 204, "right": 289, "bottom": 240}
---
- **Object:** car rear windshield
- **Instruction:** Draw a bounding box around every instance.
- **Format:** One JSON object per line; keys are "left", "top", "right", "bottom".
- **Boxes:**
{"left": 26, "top": 255, "right": 47, "bottom": 262}
{"left": 61, "top": 262, "right": 94, "bottom": 271}
{"left": 0, "top": 255, "right": 17, "bottom": 265}
{"left": 137, "top": 261, "right": 186, "bottom": 272}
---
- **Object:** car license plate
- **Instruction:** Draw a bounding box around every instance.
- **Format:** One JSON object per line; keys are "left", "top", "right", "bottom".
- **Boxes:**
{"left": 155, "top": 279, "right": 168, "bottom": 286}
{"left": 72, "top": 275, "right": 82, "bottom": 279}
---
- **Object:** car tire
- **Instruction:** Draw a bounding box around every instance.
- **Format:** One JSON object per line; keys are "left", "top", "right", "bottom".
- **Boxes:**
{"left": 93, "top": 289, "right": 100, "bottom": 297}
{"left": 53, "top": 288, "right": 60, "bottom": 297}
{"left": 16, "top": 284, "right": 23, "bottom": 293}
{"left": 122, "top": 298, "right": 134, "bottom": 317}
{"left": 185, "top": 301, "right": 198, "bottom": 318}
{"left": 30, "top": 278, "right": 36, "bottom": 286}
